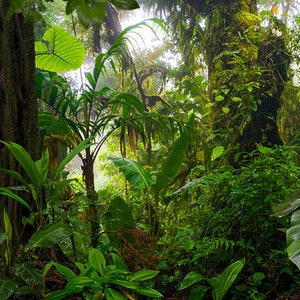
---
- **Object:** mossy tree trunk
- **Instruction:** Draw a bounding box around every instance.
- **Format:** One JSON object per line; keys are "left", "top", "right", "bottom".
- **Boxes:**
{"left": 188, "top": 0, "right": 290, "bottom": 165}
{"left": 0, "top": 0, "right": 40, "bottom": 249}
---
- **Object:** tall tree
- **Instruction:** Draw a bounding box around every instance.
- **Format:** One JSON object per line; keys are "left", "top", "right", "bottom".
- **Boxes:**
{"left": 0, "top": 0, "right": 40, "bottom": 248}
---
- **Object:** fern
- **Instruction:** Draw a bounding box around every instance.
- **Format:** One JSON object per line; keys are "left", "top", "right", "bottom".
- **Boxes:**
{"left": 213, "top": 50, "right": 240, "bottom": 62}
{"left": 191, "top": 237, "right": 236, "bottom": 262}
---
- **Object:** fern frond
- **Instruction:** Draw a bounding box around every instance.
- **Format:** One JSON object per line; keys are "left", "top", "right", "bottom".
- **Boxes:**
{"left": 192, "top": 237, "right": 236, "bottom": 261}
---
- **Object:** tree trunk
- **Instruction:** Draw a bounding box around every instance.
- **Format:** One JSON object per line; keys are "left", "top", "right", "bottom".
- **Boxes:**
{"left": 186, "top": 0, "right": 289, "bottom": 165}
{"left": 203, "top": 0, "right": 289, "bottom": 165}
{"left": 82, "top": 149, "right": 99, "bottom": 248}
{"left": 0, "top": 0, "right": 40, "bottom": 250}
{"left": 238, "top": 33, "right": 290, "bottom": 156}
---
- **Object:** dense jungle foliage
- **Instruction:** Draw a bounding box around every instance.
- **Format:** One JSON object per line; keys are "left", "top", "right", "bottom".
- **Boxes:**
{"left": 1, "top": 0, "right": 300, "bottom": 299}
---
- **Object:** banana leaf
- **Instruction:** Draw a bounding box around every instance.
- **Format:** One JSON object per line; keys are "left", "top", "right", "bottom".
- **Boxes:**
{"left": 108, "top": 157, "right": 153, "bottom": 188}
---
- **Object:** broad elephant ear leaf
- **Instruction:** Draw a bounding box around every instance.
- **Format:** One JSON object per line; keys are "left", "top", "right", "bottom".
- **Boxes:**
{"left": 108, "top": 157, "right": 153, "bottom": 188}
{"left": 104, "top": 196, "right": 135, "bottom": 245}
{"left": 35, "top": 27, "right": 85, "bottom": 73}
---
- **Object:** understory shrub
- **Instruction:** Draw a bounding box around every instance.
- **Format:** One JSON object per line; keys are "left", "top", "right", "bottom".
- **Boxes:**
{"left": 156, "top": 145, "right": 300, "bottom": 299}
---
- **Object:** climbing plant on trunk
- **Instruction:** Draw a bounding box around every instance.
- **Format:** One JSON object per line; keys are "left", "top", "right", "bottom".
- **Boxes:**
{"left": 203, "top": 1, "right": 290, "bottom": 165}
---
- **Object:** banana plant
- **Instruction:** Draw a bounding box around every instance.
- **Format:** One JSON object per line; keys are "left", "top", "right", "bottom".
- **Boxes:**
{"left": 109, "top": 112, "right": 195, "bottom": 238}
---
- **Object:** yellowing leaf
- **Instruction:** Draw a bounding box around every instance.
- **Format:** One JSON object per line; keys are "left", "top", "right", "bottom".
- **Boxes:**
{"left": 197, "top": 150, "right": 205, "bottom": 161}
{"left": 272, "top": 6, "right": 278, "bottom": 15}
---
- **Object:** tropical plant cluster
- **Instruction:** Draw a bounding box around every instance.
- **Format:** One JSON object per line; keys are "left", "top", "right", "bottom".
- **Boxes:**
{"left": 1, "top": 0, "right": 300, "bottom": 299}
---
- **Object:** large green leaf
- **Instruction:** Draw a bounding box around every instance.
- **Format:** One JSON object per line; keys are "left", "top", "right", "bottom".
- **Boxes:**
{"left": 129, "top": 270, "right": 159, "bottom": 282}
{"left": 65, "top": 0, "right": 82, "bottom": 15}
{"left": 104, "top": 196, "right": 135, "bottom": 245}
{"left": 35, "top": 27, "right": 85, "bottom": 72}
{"left": 0, "top": 278, "right": 19, "bottom": 300}
{"left": 111, "top": 0, "right": 139, "bottom": 10}
{"left": 65, "top": 276, "right": 96, "bottom": 294}
{"left": 89, "top": 248, "right": 106, "bottom": 276}
{"left": 51, "top": 262, "right": 76, "bottom": 279}
{"left": 104, "top": 196, "right": 135, "bottom": 231}
{"left": 0, "top": 168, "right": 27, "bottom": 186}
{"left": 0, "top": 188, "right": 32, "bottom": 211}
{"left": 153, "top": 113, "right": 194, "bottom": 195}
{"left": 54, "top": 137, "right": 93, "bottom": 180}
{"left": 179, "top": 271, "right": 205, "bottom": 290}
{"left": 13, "top": 262, "right": 44, "bottom": 290}
{"left": 111, "top": 253, "right": 127, "bottom": 270}
{"left": 65, "top": 0, "right": 139, "bottom": 15}
{"left": 105, "top": 279, "right": 137, "bottom": 290}
{"left": 211, "top": 146, "right": 224, "bottom": 161}
{"left": 34, "top": 149, "right": 49, "bottom": 188}
{"left": 76, "top": 2, "right": 106, "bottom": 27}
{"left": 3, "top": 208, "right": 12, "bottom": 266}
{"left": 104, "top": 287, "right": 127, "bottom": 300}
{"left": 25, "top": 222, "right": 72, "bottom": 251}
{"left": 134, "top": 287, "right": 163, "bottom": 298}
{"left": 4, "top": 208, "right": 12, "bottom": 248}
{"left": 188, "top": 286, "right": 209, "bottom": 300}
{"left": 108, "top": 157, "right": 153, "bottom": 188}
{"left": 44, "top": 289, "right": 70, "bottom": 300}
{"left": 273, "top": 192, "right": 300, "bottom": 270}
{"left": 287, "top": 210, "right": 300, "bottom": 270}
{"left": 272, "top": 191, "right": 300, "bottom": 217}
{"left": 0, "top": 141, "right": 47, "bottom": 194}
{"left": 207, "top": 259, "right": 245, "bottom": 300}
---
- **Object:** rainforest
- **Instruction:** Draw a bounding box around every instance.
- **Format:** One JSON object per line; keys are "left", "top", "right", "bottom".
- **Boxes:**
{"left": 1, "top": 0, "right": 300, "bottom": 299}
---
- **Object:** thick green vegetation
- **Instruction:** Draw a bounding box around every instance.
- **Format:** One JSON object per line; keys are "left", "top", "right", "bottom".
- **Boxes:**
{"left": 1, "top": 0, "right": 300, "bottom": 299}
